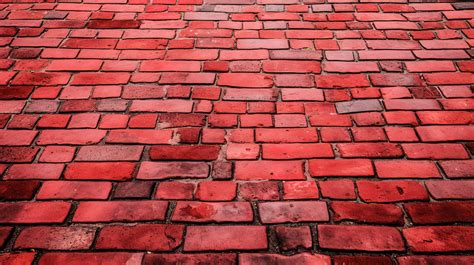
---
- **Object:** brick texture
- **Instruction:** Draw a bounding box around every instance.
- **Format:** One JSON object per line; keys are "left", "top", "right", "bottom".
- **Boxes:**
{"left": 0, "top": 0, "right": 472, "bottom": 261}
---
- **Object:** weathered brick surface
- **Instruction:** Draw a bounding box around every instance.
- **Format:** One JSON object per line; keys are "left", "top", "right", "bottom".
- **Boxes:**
{"left": 0, "top": 0, "right": 472, "bottom": 260}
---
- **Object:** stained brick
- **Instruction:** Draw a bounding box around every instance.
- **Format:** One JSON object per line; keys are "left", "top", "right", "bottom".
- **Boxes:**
{"left": 96, "top": 224, "right": 184, "bottom": 251}
{"left": 15, "top": 226, "right": 95, "bottom": 250}
{"left": 73, "top": 201, "right": 168, "bottom": 222}
{"left": 172, "top": 202, "right": 253, "bottom": 223}
{"left": 259, "top": 201, "right": 329, "bottom": 224}
{"left": 137, "top": 161, "right": 209, "bottom": 180}
{"left": 404, "top": 226, "right": 474, "bottom": 252}
{"left": 0, "top": 202, "right": 71, "bottom": 224}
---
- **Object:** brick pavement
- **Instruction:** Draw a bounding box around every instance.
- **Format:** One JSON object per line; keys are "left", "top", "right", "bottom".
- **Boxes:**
{"left": 0, "top": 0, "right": 473, "bottom": 264}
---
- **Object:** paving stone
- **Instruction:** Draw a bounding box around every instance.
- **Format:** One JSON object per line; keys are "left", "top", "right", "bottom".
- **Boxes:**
{"left": 0, "top": 0, "right": 472, "bottom": 260}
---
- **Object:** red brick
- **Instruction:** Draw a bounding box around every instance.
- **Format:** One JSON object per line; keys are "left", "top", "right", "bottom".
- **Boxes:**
{"left": 424, "top": 72, "right": 473, "bottom": 85}
{"left": 37, "top": 114, "right": 70, "bottom": 128}
{"left": 0, "top": 227, "right": 12, "bottom": 247}
{"left": 259, "top": 201, "right": 328, "bottom": 224}
{"left": 240, "top": 253, "right": 330, "bottom": 265}
{"left": 129, "top": 114, "right": 158, "bottom": 128}
{"left": 235, "top": 160, "right": 305, "bottom": 180}
{"left": 406, "top": 61, "right": 456, "bottom": 72}
{"left": 426, "top": 180, "right": 474, "bottom": 199}
{"left": 319, "top": 225, "right": 404, "bottom": 251}
{"left": 0, "top": 181, "right": 40, "bottom": 200}
{"left": 281, "top": 88, "right": 324, "bottom": 101}
{"left": 0, "top": 130, "right": 37, "bottom": 146}
{"left": 149, "top": 145, "right": 219, "bottom": 161}
{"left": 4, "top": 164, "right": 64, "bottom": 180}
{"left": 37, "top": 129, "right": 106, "bottom": 145}
{"left": 405, "top": 202, "right": 474, "bottom": 224}
{"left": 359, "top": 50, "right": 415, "bottom": 60}
{"left": 334, "top": 256, "right": 393, "bottom": 265}
{"left": 184, "top": 226, "right": 267, "bottom": 251}
{"left": 14, "top": 226, "right": 95, "bottom": 250}
{"left": 370, "top": 73, "right": 423, "bottom": 87}
{"left": 130, "top": 100, "right": 193, "bottom": 113}
{"left": 137, "top": 161, "right": 209, "bottom": 180}
{"left": 88, "top": 19, "right": 140, "bottom": 29}
{"left": 113, "top": 182, "right": 154, "bottom": 199}
{"left": 417, "top": 111, "right": 473, "bottom": 125}
{"left": 106, "top": 130, "right": 173, "bottom": 144}
{"left": 155, "top": 182, "right": 195, "bottom": 200}
{"left": 256, "top": 128, "right": 318, "bottom": 143}
{"left": 324, "top": 62, "right": 379, "bottom": 73}
{"left": 263, "top": 60, "right": 321, "bottom": 73}
{"left": 332, "top": 202, "right": 404, "bottom": 225}
{"left": 165, "top": 50, "right": 218, "bottom": 60}
{"left": 39, "top": 253, "right": 144, "bottom": 265}
{"left": 439, "top": 160, "right": 474, "bottom": 178}
{"left": 39, "top": 146, "right": 75, "bottom": 162}
{"left": 37, "top": 181, "right": 111, "bottom": 200}
{"left": 76, "top": 145, "right": 143, "bottom": 161}
{"left": 226, "top": 144, "right": 260, "bottom": 160}
{"left": 73, "top": 201, "right": 168, "bottom": 222}
{"left": 159, "top": 73, "right": 216, "bottom": 84}
{"left": 385, "top": 127, "right": 418, "bottom": 142}
{"left": 274, "top": 114, "right": 308, "bottom": 127}
{"left": 143, "top": 254, "right": 236, "bottom": 265}
{"left": 11, "top": 38, "right": 61, "bottom": 47}
{"left": 404, "top": 226, "right": 474, "bottom": 252}
{"left": 319, "top": 180, "right": 356, "bottom": 199}
{"left": 0, "top": 147, "right": 39, "bottom": 163}
{"left": 172, "top": 201, "right": 252, "bottom": 222}
{"left": 195, "top": 181, "right": 237, "bottom": 201}
{"left": 0, "top": 253, "right": 36, "bottom": 264}
{"left": 338, "top": 143, "right": 403, "bottom": 158}
{"left": 218, "top": 73, "right": 273, "bottom": 88}
{"left": 99, "top": 114, "right": 129, "bottom": 129}
{"left": 402, "top": 143, "right": 469, "bottom": 159}
{"left": 358, "top": 180, "right": 429, "bottom": 202}
{"left": 275, "top": 226, "right": 312, "bottom": 251}
{"left": 96, "top": 224, "right": 184, "bottom": 251}
{"left": 375, "top": 160, "right": 441, "bottom": 179}
{"left": 316, "top": 74, "right": 369, "bottom": 88}
{"left": 0, "top": 202, "right": 70, "bottom": 224}
{"left": 309, "top": 159, "right": 374, "bottom": 177}
{"left": 71, "top": 73, "right": 130, "bottom": 85}
{"left": 122, "top": 86, "right": 165, "bottom": 99}
{"left": 416, "top": 126, "right": 474, "bottom": 142}
{"left": 64, "top": 162, "right": 135, "bottom": 181}
{"left": 397, "top": 256, "right": 474, "bottom": 265}
{"left": 275, "top": 74, "right": 314, "bottom": 87}
{"left": 140, "top": 60, "right": 201, "bottom": 72}
{"left": 47, "top": 59, "right": 102, "bottom": 72}
{"left": 238, "top": 39, "right": 288, "bottom": 49}
{"left": 310, "top": 113, "right": 352, "bottom": 126}
{"left": 62, "top": 38, "right": 116, "bottom": 49}
{"left": 12, "top": 72, "right": 70, "bottom": 85}
{"left": 283, "top": 181, "right": 318, "bottom": 200}
{"left": 220, "top": 50, "right": 269, "bottom": 60}
{"left": 239, "top": 182, "right": 280, "bottom": 201}
{"left": 0, "top": 86, "right": 33, "bottom": 99}
{"left": 0, "top": 100, "right": 26, "bottom": 114}
{"left": 263, "top": 143, "right": 333, "bottom": 159}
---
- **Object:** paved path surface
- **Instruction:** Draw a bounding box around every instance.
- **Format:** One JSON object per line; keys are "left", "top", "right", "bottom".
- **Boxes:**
{"left": 0, "top": 0, "right": 473, "bottom": 264}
